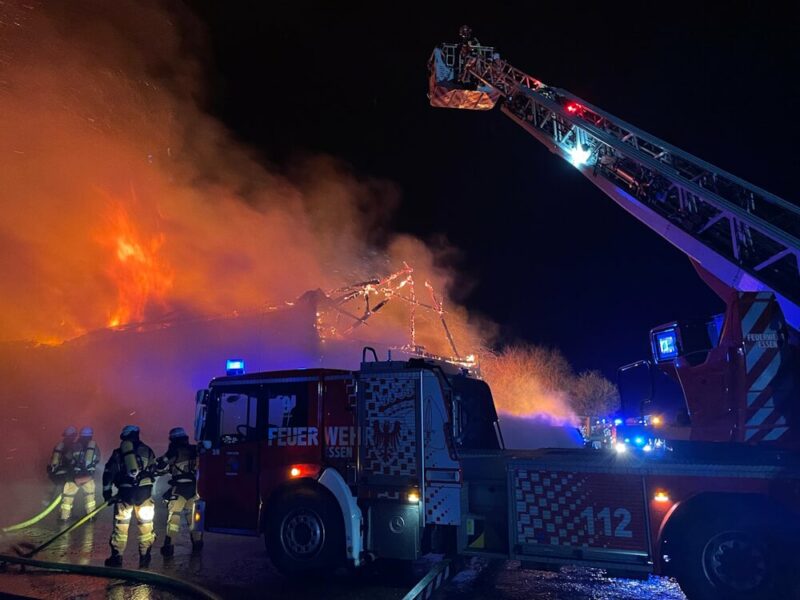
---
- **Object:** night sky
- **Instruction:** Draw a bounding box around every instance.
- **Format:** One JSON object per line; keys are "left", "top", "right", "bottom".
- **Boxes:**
{"left": 185, "top": 2, "right": 799, "bottom": 378}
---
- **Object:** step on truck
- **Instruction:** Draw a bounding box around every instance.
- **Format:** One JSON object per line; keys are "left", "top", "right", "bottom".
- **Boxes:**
{"left": 192, "top": 351, "right": 800, "bottom": 600}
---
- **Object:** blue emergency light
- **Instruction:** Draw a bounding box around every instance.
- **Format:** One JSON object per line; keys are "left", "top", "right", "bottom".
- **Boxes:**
{"left": 653, "top": 328, "right": 679, "bottom": 361}
{"left": 226, "top": 359, "right": 245, "bottom": 376}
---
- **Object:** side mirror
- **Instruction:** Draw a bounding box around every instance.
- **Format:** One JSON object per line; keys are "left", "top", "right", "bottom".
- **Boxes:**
{"left": 617, "top": 361, "right": 653, "bottom": 418}
{"left": 194, "top": 389, "right": 209, "bottom": 442}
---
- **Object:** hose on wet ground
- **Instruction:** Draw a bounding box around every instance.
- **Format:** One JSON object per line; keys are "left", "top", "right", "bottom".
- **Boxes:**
{"left": 13, "top": 500, "right": 111, "bottom": 558}
{"left": 1, "top": 497, "right": 221, "bottom": 600}
{"left": 0, "top": 553, "right": 223, "bottom": 600}
{"left": 0, "top": 494, "right": 63, "bottom": 533}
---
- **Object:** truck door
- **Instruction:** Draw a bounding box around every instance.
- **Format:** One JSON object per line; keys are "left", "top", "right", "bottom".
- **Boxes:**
{"left": 260, "top": 378, "right": 321, "bottom": 479}
{"left": 202, "top": 388, "right": 262, "bottom": 533}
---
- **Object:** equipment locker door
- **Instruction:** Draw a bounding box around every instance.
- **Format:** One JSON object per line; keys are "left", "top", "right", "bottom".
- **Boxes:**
{"left": 509, "top": 461, "right": 652, "bottom": 572}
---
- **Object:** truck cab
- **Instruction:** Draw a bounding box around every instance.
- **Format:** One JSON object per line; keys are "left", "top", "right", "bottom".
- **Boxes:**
{"left": 192, "top": 352, "right": 502, "bottom": 573}
{"left": 618, "top": 291, "right": 798, "bottom": 447}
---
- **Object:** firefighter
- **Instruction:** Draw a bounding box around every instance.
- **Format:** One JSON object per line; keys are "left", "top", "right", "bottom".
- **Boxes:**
{"left": 102, "top": 425, "right": 157, "bottom": 568}
{"left": 47, "top": 426, "right": 78, "bottom": 520}
{"left": 155, "top": 426, "right": 203, "bottom": 556}
{"left": 58, "top": 426, "right": 100, "bottom": 521}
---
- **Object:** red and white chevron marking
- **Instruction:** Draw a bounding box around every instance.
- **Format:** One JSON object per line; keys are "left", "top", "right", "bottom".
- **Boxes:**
{"left": 740, "top": 292, "right": 789, "bottom": 443}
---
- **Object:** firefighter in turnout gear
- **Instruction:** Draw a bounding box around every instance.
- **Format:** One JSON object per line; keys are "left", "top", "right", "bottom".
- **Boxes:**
{"left": 102, "top": 425, "right": 157, "bottom": 568}
{"left": 155, "top": 427, "right": 203, "bottom": 556}
{"left": 48, "top": 426, "right": 100, "bottom": 521}
{"left": 47, "top": 426, "right": 78, "bottom": 489}
{"left": 57, "top": 426, "right": 99, "bottom": 521}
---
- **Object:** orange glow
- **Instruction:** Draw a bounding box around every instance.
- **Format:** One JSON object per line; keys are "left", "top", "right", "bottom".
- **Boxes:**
{"left": 480, "top": 345, "right": 578, "bottom": 423}
{"left": 651, "top": 416, "right": 662, "bottom": 426}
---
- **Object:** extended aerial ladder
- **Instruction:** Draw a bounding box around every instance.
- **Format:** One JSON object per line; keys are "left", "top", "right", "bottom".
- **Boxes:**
{"left": 429, "top": 36, "right": 800, "bottom": 334}
{"left": 429, "top": 31, "right": 800, "bottom": 446}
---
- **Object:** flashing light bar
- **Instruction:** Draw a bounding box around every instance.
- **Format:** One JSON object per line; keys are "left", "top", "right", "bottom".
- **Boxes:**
{"left": 226, "top": 359, "right": 245, "bottom": 376}
{"left": 653, "top": 328, "right": 679, "bottom": 361}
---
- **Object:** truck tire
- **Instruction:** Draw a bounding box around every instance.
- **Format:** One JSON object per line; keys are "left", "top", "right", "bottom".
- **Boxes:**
{"left": 673, "top": 512, "right": 783, "bottom": 600}
{"left": 265, "top": 488, "right": 344, "bottom": 574}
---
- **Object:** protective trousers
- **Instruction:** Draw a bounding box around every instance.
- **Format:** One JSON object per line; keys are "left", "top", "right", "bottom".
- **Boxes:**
{"left": 110, "top": 498, "right": 156, "bottom": 554}
{"left": 60, "top": 479, "right": 96, "bottom": 520}
{"left": 166, "top": 492, "right": 203, "bottom": 542}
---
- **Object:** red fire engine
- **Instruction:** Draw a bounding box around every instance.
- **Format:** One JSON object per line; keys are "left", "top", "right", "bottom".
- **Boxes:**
{"left": 193, "top": 350, "right": 799, "bottom": 600}
{"left": 190, "top": 30, "right": 800, "bottom": 600}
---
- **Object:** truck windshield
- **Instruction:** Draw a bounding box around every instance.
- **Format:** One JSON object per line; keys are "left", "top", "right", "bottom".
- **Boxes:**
{"left": 451, "top": 375, "right": 501, "bottom": 450}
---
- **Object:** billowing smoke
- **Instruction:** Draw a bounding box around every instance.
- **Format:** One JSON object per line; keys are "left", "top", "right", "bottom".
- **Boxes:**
{"left": 0, "top": 1, "right": 612, "bottom": 500}
{"left": 0, "top": 0, "right": 488, "bottom": 485}
{"left": 0, "top": 1, "right": 471, "bottom": 346}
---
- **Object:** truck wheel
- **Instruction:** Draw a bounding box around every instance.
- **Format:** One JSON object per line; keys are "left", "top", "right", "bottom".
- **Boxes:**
{"left": 673, "top": 514, "right": 781, "bottom": 600}
{"left": 265, "top": 488, "right": 344, "bottom": 574}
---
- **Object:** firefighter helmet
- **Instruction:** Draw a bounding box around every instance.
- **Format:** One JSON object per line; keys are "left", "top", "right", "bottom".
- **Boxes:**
{"left": 168, "top": 427, "right": 188, "bottom": 441}
{"left": 120, "top": 424, "right": 140, "bottom": 439}
{"left": 79, "top": 426, "right": 93, "bottom": 438}
{"left": 63, "top": 426, "right": 78, "bottom": 438}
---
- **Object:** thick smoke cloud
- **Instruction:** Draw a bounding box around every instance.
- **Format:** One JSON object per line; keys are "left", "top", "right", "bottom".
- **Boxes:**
{"left": 0, "top": 1, "right": 438, "bottom": 343}
{"left": 0, "top": 1, "right": 605, "bottom": 498}
{"left": 0, "top": 0, "right": 489, "bottom": 483}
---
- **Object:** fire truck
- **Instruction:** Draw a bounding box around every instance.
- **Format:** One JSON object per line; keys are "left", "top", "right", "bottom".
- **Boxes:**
{"left": 189, "top": 30, "right": 800, "bottom": 600}
{"left": 192, "top": 350, "right": 800, "bottom": 600}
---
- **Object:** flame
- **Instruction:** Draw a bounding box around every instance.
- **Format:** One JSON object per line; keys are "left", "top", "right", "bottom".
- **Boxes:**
{"left": 105, "top": 204, "right": 173, "bottom": 328}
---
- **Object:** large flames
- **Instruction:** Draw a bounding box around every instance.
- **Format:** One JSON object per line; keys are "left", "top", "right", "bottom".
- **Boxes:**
{"left": 106, "top": 202, "right": 173, "bottom": 328}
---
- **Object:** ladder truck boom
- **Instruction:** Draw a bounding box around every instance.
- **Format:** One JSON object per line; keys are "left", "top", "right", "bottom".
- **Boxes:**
{"left": 430, "top": 33, "right": 800, "bottom": 448}
{"left": 429, "top": 40, "right": 800, "bottom": 333}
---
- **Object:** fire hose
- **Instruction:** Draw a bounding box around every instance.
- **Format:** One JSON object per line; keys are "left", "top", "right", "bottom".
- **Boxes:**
{"left": 0, "top": 498, "right": 222, "bottom": 600}
{"left": 0, "top": 554, "right": 223, "bottom": 600}
{"left": 0, "top": 494, "right": 62, "bottom": 534}
{"left": 13, "top": 499, "right": 112, "bottom": 558}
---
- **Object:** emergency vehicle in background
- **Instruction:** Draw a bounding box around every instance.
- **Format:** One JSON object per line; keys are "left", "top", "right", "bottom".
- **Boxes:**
{"left": 189, "top": 30, "right": 800, "bottom": 600}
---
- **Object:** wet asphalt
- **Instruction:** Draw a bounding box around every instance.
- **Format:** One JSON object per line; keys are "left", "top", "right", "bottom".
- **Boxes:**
{"left": 0, "top": 482, "right": 687, "bottom": 600}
